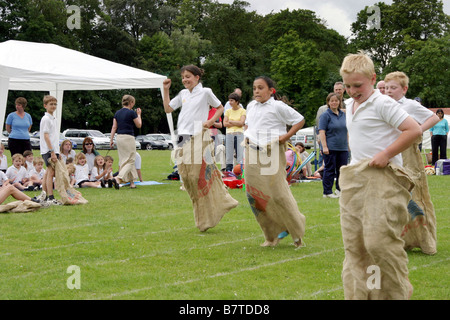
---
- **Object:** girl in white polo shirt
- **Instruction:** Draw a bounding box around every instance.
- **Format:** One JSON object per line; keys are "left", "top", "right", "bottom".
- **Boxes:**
{"left": 244, "top": 76, "right": 306, "bottom": 248}
{"left": 162, "top": 65, "right": 238, "bottom": 232}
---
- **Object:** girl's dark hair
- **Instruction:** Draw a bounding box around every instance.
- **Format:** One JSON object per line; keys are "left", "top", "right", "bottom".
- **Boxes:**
{"left": 326, "top": 92, "right": 343, "bottom": 110}
{"left": 180, "top": 65, "right": 204, "bottom": 78}
{"left": 436, "top": 108, "right": 444, "bottom": 115}
{"left": 254, "top": 76, "right": 292, "bottom": 105}
{"left": 228, "top": 92, "right": 241, "bottom": 102}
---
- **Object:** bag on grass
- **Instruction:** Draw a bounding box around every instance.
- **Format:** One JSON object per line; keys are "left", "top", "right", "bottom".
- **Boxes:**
{"left": 244, "top": 139, "right": 305, "bottom": 247}
{"left": 175, "top": 129, "right": 238, "bottom": 232}
{"left": 0, "top": 200, "right": 41, "bottom": 213}
{"left": 401, "top": 137, "right": 437, "bottom": 255}
{"left": 51, "top": 159, "right": 88, "bottom": 205}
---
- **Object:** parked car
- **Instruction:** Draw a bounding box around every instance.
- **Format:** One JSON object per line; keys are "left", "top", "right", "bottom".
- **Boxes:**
{"left": 1, "top": 131, "right": 41, "bottom": 149}
{"left": 146, "top": 133, "right": 174, "bottom": 150}
{"left": 30, "top": 131, "right": 77, "bottom": 149}
{"left": 105, "top": 133, "right": 141, "bottom": 150}
{"left": 62, "top": 129, "right": 111, "bottom": 149}
{"left": 136, "top": 135, "right": 169, "bottom": 150}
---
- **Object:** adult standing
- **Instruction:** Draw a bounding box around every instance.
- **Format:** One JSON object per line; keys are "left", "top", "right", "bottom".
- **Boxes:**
{"left": 5, "top": 97, "right": 33, "bottom": 157}
{"left": 223, "top": 88, "right": 243, "bottom": 113}
{"left": 430, "top": 109, "right": 449, "bottom": 165}
{"left": 315, "top": 82, "right": 346, "bottom": 168}
{"left": 224, "top": 92, "right": 246, "bottom": 172}
{"left": 110, "top": 95, "right": 142, "bottom": 189}
{"left": 318, "top": 92, "right": 348, "bottom": 198}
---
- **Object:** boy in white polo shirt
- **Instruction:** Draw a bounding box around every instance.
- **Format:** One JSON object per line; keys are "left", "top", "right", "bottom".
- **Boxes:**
{"left": 385, "top": 71, "right": 440, "bottom": 255}
{"left": 339, "top": 52, "right": 422, "bottom": 300}
{"left": 36, "top": 95, "right": 62, "bottom": 206}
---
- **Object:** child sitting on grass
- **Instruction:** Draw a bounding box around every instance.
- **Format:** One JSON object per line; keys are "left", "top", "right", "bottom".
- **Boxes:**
{"left": 74, "top": 153, "right": 102, "bottom": 188}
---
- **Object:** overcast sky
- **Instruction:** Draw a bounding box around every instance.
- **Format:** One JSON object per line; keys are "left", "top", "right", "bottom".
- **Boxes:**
{"left": 217, "top": 0, "right": 450, "bottom": 38}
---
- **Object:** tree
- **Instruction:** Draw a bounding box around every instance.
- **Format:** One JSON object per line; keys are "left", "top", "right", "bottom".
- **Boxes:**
{"left": 350, "top": 0, "right": 449, "bottom": 72}
{"left": 270, "top": 31, "right": 329, "bottom": 126}
{"left": 398, "top": 34, "right": 450, "bottom": 108}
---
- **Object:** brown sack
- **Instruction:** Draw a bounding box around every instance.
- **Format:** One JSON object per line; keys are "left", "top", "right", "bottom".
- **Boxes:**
{"left": 401, "top": 137, "right": 437, "bottom": 255}
{"left": 244, "top": 139, "right": 305, "bottom": 247}
{"left": 0, "top": 200, "right": 41, "bottom": 213}
{"left": 340, "top": 160, "right": 414, "bottom": 300}
{"left": 176, "top": 129, "right": 238, "bottom": 231}
{"left": 51, "top": 159, "right": 88, "bottom": 205}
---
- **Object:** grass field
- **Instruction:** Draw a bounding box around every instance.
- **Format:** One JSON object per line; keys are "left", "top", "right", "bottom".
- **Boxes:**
{"left": 0, "top": 149, "right": 448, "bottom": 300}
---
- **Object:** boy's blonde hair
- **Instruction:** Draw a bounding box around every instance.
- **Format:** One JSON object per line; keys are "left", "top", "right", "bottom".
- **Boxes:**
{"left": 384, "top": 71, "right": 409, "bottom": 88}
{"left": 43, "top": 95, "right": 57, "bottom": 105}
{"left": 340, "top": 51, "right": 375, "bottom": 79}
{"left": 12, "top": 153, "right": 24, "bottom": 163}
{"left": 33, "top": 156, "right": 45, "bottom": 166}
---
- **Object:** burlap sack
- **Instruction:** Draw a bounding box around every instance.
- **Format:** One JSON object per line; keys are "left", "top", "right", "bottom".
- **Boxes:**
{"left": 0, "top": 200, "right": 41, "bottom": 213}
{"left": 339, "top": 159, "right": 414, "bottom": 300}
{"left": 52, "top": 159, "right": 88, "bottom": 205}
{"left": 176, "top": 129, "right": 238, "bottom": 232}
{"left": 401, "top": 137, "right": 437, "bottom": 255}
{"left": 244, "top": 139, "right": 305, "bottom": 247}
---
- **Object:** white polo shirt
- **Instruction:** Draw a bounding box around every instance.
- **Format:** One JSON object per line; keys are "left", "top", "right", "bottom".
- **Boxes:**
{"left": 245, "top": 97, "right": 304, "bottom": 146}
{"left": 169, "top": 83, "right": 222, "bottom": 136}
{"left": 346, "top": 90, "right": 409, "bottom": 167}
{"left": 39, "top": 112, "right": 59, "bottom": 155}
{"left": 397, "top": 96, "right": 434, "bottom": 125}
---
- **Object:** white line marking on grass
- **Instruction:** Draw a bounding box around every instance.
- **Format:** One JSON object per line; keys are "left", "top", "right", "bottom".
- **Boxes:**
{"left": 409, "top": 257, "right": 450, "bottom": 271}
{"left": 106, "top": 248, "right": 340, "bottom": 299}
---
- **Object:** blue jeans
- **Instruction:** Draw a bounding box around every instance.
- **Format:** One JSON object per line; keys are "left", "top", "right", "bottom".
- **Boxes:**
{"left": 322, "top": 150, "right": 348, "bottom": 195}
{"left": 226, "top": 133, "right": 244, "bottom": 171}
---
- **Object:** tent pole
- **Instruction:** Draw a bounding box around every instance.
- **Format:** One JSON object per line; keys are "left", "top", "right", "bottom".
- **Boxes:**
{"left": 0, "top": 77, "right": 10, "bottom": 138}
{"left": 50, "top": 86, "right": 64, "bottom": 133}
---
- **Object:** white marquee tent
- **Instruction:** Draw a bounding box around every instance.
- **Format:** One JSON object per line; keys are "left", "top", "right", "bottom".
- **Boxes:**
{"left": 0, "top": 40, "right": 168, "bottom": 135}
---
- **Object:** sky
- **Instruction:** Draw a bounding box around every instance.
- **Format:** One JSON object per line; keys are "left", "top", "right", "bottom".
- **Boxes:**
{"left": 217, "top": 0, "right": 450, "bottom": 38}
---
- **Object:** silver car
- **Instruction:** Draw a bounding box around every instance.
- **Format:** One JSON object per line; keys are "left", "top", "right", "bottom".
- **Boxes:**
{"left": 62, "top": 129, "right": 111, "bottom": 150}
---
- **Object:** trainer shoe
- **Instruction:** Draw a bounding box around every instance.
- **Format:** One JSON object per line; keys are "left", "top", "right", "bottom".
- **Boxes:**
{"left": 335, "top": 189, "right": 341, "bottom": 197}
{"left": 31, "top": 191, "right": 47, "bottom": 203}
{"left": 323, "top": 193, "right": 339, "bottom": 198}
{"left": 46, "top": 198, "right": 63, "bottom": 206}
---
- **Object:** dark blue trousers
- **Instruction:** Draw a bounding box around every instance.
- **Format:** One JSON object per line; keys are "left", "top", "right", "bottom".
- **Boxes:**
{"left": 322, "top": 150, "right": 348, "bottom": 195}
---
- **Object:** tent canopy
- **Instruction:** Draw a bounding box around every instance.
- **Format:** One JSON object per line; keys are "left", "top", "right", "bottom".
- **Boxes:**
{"left": 0, "top": 40, "right": 167, "bottom": 133}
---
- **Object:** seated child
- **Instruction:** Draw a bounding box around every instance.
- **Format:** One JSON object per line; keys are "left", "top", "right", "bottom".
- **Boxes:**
{"left": 0, "top": 144, "right": 8, "bottom": 173}
{"left": 0, "top": 169, "right": 8, "bottom": 187}
{"left": 60, "top": 139, "right": 76, "bottom": 164}
{"left": 74, "top": 153, "right": 101, "bottom": 188}
{"left": 6, "top": 153, "right": 33, "bottom": 191}
{"left": 104, "top": 155, "right": 114, "bottom": 188}
{"left": 66, "top": 163, "right": 76, "bottom": 186}
{"left": 28, "top": 156, "right": 46, "bottom": 190}
{"left": 90, "top": 155, "right": 113, "bottom": 187}
{"left": 23, "top": 150, "right": 35, "bottom": 174}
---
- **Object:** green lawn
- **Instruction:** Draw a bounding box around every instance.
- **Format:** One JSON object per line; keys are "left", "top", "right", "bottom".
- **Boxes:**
{"left": 0, "top": 150, "right": 448, "bottom": 300}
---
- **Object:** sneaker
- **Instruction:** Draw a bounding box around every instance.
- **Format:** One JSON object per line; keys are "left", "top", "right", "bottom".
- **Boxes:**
{"left": 335, "top": 189, "right": 341, "bottom": 196}
{"left": 32, "top": 191, "right": 47, "bottom": 203}
{"left": 46, "top": 198, "right": 63, "bottom": 206}
{"left": 278, "top": 231, "right": 289, "bottom": 239}
{"left": 323, "top": 193, "right": 339, "bottom": 198}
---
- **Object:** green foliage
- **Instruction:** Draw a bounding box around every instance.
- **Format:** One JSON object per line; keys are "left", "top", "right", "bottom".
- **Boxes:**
{"left": 1, "top": 0, "right": 448, "bottom": 134}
